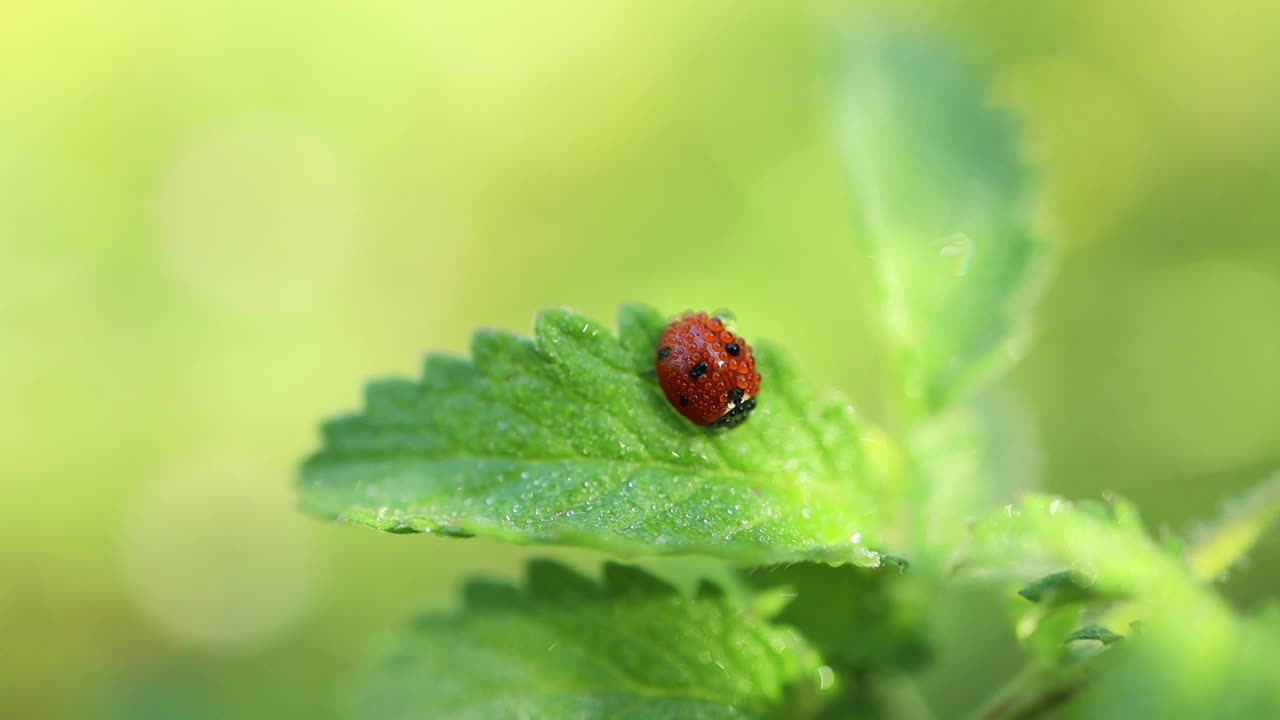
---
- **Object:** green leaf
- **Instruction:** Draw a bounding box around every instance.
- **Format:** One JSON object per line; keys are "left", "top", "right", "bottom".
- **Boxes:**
{"left": 1066, "top": 608, "right": 1280, "bottom": 719}
{"left": 962, "top": 495, "right": 1271, "bottom": 719}
{"left": 961, "top": 494, "right": 1197, "bottom": 605}
{"left": 299, "top": 304, "right": 900, "bottom": 565}
{"left": 1010, "top": 571, "right": 1112, "bottom": 660}
{"left": 1064, "top": 626, "right": 1124, "bottom": 646}
{"left": 356, "top": 560, "right": 828, "bottom": 719}
{"left": 1017, "top": 571, "right": 1098, "bottom": 606}
{"left": 836, "top": 24, "right": 1049, "bottom": 418}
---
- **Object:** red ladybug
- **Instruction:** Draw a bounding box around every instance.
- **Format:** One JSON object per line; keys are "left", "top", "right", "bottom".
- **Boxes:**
{"left": 655, "top": 311, "right": 760, "bottom": 428}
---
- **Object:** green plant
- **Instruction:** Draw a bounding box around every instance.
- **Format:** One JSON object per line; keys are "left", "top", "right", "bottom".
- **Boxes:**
{"left": 297, "top": 25, "right": 1280, "bottom": 719}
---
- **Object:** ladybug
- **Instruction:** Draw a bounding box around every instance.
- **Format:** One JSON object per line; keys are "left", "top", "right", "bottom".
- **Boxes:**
{"left": 654, "top": 311, "right": 761, "bottom": 428}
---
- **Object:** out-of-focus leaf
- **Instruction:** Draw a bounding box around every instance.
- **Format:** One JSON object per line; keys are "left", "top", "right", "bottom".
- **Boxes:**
{"left": 1017, "top": 571, "right": 1098, "bottom": 606}
{"left": 836, "top": 24, "right": 1049, "bottom": 418}
{"left": 963, "top": 494, "right": 1280, "bottom": 720}
{"left": 960, "top": 493, "right": 1234, "bottom": 671}
{"left": 355, "top": 560, "right": 827, "bottom": 719}
{"left": 1063, "top": 626, "right": 1124, "bottom": 646}
{"left": 1010, "top": 571, "right": 1108, "bottom": 661}
{"left": 300, "top": 304, "right": 899, "bottom": 565}
{"left": 1066, "top": 608, "right": 1280, "bottom": 719}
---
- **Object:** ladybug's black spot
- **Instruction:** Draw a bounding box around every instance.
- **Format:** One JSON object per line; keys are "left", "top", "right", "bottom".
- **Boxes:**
{"left": 657, "top": 345, "right": 671, "bottom": 360}
{"left": 679, "top": 395, "right": 689, "bottom": 407}
{"left": 725, "top": 342, "right": 741, "bottom": 356}
{"left": 713, "top": 397, "right": 756, "bottom": 429}
{"left": 688, "top": 361, "right": 708, "bottom": 380}
{"left": 727, "top": 387, "right": 745, "bottom": 404}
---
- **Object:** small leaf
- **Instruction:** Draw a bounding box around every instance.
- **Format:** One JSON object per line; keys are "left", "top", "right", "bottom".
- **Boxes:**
{"left": 1064, "top": 626, "right": 1124, "bottom": 646}
{"left": 356, "top": 561, "right": 827, "bottom": 719}
{"left": 1017, "top": 571, "right": 1097, "bottom": 606}
{"left": 836, "top": 24, "right": 1049, "bottom": 417}
{"left": 1011, "top": 570, "right": 1110, "bottom": 661}
{"left": 967, "top": 495, "right": 1280, "bottom": 719}
{"left": 300, "top": 304, "right": 900, "bottom": 565}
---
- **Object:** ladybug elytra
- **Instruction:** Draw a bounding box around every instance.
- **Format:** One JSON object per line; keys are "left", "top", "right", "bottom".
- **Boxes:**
{"left": 654, "top": 311, "right": 760, "bottom": 428}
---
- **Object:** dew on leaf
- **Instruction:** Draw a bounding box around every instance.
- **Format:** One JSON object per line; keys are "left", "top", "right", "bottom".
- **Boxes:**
{"left": 299, "top": 305, "right": 895, "bottom": 565}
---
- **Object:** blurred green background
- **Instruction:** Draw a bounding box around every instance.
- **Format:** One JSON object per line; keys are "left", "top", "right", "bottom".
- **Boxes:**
{"left": 3, "top": 1, "right": 1279, "bottom": 717}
